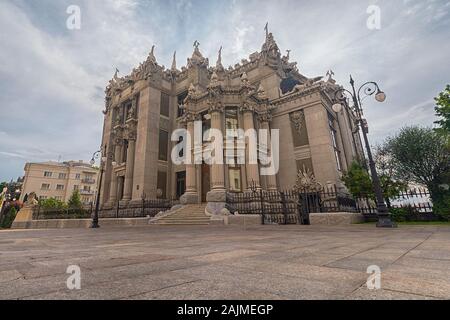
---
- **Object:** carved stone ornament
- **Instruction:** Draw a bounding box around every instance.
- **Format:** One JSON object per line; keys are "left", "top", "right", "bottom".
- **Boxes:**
{"left": 208, "top": 71, "right": 220, "bottom": 89}
{"left": 179, "top": 110, "right": 199, "bottom": 125}
{"left": 240, "top": 101, "right": 257, "bottom": 113}
{"left": 294, "top": 165, "right": 322, "bottom": 192}
{"left": 25, "top": 192, "right": 39, "bottom": 207}
{"left": 209, "top": 101, "right": 224, "bottom": 113}
{"left": 115, "top": 110, "right": 123, "bottom": 126}
{"left": 127, "top": 104, "right": 136, "bottom": 120}
{"left": 290, "top": 110, "right": 305, "bottom": 134}
{"left": 257, "top": 111, "right": 273, "bottom": 123}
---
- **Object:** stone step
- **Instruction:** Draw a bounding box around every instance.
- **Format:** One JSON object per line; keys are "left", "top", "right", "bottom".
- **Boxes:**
{"left": 159, "top": 217, "right": 209, "bottom": 220}
{"left": 153, "top": 204, "right": 209, "bottom": 226}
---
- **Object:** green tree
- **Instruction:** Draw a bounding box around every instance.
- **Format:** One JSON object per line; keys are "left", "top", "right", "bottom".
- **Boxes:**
{"left": 342, "top": 161, "right": 407, "bottom": 208}
{"left": 342, "top": 162, "right": 373, "bottom": 198}
{"left": 434, "top": 84, "right": 450, "bottom": 136}
{"left": 68, "top": 190, "right": 82, "bottom": 208}
{"left": 385, "top": 126, "right": 450, "bottom": 217}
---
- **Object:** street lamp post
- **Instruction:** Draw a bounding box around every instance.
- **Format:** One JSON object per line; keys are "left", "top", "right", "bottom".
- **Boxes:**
{"left": 90, "top": 149, "right": 107, "bottom": 229}
{"left": 333, "top": 75, "right": 396, "bottom": 228}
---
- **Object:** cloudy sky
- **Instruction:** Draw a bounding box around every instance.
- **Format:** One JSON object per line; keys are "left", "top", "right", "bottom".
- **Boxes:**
{"left": 0, "top": 0, "right": 449, "bottom": 181}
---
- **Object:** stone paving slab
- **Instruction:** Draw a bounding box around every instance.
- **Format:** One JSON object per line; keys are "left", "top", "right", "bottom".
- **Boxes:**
{"left": 0, "top": 224, "right": 449, "bottom": 300}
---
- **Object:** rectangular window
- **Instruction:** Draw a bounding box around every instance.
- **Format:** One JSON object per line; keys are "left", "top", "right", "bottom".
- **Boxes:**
{"left": 75, "top": 174, "right": 81, "bottom": 180}
{"left": 160, "top": 92, "right": 170, "bottom": 117}
{"left": 225, "top": 107, "right": 239, "bottom": 138}
{"left": 56, "top": 184, "right": 65, "bottom": 191}
{"left": 228, "top": 168, "right": 242, "bottom": 192}
{"left": 39, "top": 196, "right": 48, "bottom": 200}
{"left": 157, "top": 171, "right": 167, "bottom": 199}
{"left": 176, "top": 171, "right": 186, "bottom": 200}
{"left": 177, "top": 91, "right": 188, "bottom": 118}
{"left": 44, "top": 171, "right": 52, "bottom": 177}
{"left": 58, "top": 173, "right": 67, "bottom": 179}
{"left": 158, "top": 130, "right": 169, "bottom": 161}
{"left": 41, "top": 183, "right": 50, "bottom": 190}
{"left": 73, "top": 185, "right": 79, "bottom": 191}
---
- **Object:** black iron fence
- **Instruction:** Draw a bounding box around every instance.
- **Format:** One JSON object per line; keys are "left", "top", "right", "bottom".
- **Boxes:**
{"left": 32, "top": 199, "right": 176, "bottom": 220}
{"left": 98, "top": 199, "right": 176, "bottom": 219}
{"left": 226, "top": 186, "right": 440, "bottom": 224}
{"left": 33, "top": 204, "right": 93, "bottom": 220}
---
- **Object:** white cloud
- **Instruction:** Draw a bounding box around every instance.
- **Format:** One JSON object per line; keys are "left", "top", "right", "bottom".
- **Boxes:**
{"left": 0, "top": 0, "right": 449, "bottom": 180}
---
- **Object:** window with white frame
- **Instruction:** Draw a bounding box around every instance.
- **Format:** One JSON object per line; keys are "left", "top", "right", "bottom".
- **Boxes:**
{"left": 44, "top": 171, "right": 52, "bottom": 177}
{"left": 41, "top": 183, "right": 50, "bottom": 190}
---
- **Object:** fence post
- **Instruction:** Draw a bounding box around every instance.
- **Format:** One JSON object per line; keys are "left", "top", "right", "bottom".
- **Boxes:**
{"left": 297, "top": 192, "right": 303, "bottom": 225}
{"left": 280, "top": 192, "right": 288, "bottom": 225}
{"left": 260, "top": 189, "right": 265, "bottom": 225}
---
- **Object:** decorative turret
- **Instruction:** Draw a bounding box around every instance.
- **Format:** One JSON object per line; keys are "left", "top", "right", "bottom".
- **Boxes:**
{"left": 187, "top": 40, "right": 209, "bottom": 68}
{"left": 208, "top": 70, "right": 220, "bottom": 89}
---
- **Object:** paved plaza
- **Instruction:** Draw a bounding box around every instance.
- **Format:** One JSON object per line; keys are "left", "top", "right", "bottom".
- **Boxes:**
{"left": 1, "top": 224, "right": 449, "bottom": 300}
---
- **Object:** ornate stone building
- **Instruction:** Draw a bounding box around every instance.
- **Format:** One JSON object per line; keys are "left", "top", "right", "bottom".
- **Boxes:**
{"left": 99, "top": 29, "right": 364, "bottom": 214}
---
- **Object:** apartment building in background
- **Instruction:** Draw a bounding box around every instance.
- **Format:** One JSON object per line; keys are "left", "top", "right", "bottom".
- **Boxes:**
{"left": 19, "top": 161, "right": 99, "bottom": 204}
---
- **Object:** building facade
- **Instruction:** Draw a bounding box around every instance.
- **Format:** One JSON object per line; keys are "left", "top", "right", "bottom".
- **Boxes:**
{"left": 20, "top": 161, "right": 99, "bottom": 204}
{"left": 99, "top": 30, "right": 364, "bottom": 215}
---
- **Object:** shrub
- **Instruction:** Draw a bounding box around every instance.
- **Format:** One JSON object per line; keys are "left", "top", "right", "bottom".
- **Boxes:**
{"left": 1, "top": 207, "right": 17, "bottom": 229}
{"left": 40, "top": 198, "right": 67, "bottom": 210}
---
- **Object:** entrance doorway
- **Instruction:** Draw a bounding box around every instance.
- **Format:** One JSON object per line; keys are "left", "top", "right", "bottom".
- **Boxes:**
{"left": 201, "top": 164, "right": 211, "bottom": 203}
{"left": 176, "top": 171, "right": 186, "bottom": 200}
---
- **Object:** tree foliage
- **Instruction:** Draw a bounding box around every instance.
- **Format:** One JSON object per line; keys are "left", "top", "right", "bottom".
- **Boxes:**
{"left": 342, "top": 161, "right": 407, "bottom": 207}
{"left": 1, "top": 207, "right": 17, "bottom": 229}
{"left": 434, "top": 84, "right": 450, "bottom": 135}
{"left": 383, "top": 126, "right": 450, "bottom": 217}
{"left": 342, "top": 162, "right": 373, "bottom": 198}
{"left": 68, "top": 190, "right": 82, "bottom": 208}
{"left": 40, "top": 198, "right": 67, "bottom": 210}
{"left": 385, "top": 126, "right": 449, "bottom": 187}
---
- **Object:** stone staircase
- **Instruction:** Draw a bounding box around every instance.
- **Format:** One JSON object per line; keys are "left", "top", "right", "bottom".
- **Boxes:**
{"left": 153, "top": 204, "right": 210, "bottom": 225}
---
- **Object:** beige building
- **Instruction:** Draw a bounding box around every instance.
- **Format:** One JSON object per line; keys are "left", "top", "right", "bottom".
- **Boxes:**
{"left": 99, "top": 29, "right": 364, "bottom": 215}
{"left": 20, "top": 161, "right": 99, "bottom": 205}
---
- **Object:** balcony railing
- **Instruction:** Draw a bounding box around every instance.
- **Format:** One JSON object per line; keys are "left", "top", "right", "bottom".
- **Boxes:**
{"left": 80, "top": 190, "right": 95, "bottom": 195}
{"left": 81, "top": 178, "right": 96, "bottom": 184}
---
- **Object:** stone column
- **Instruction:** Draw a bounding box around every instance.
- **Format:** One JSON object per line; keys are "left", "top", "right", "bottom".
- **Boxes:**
{"left": 260, "top": 119, "right": 278, "bottom": 191}
{"left": 206, "top": 108, "right": 227, "bottom": 215}
{"left": 107, "top": 141, "right": 121, "bottom": 205}
{"left": 181, "top": 118, "right": 199, "bottom": 204}
{"left": 122, "top": 138, "right": 135, "bottom": 203}
{"left": 209, "top": 110, "right": 225, "bottom": 191}
{"left": 242, "top": 109, "right": 261, "bottom": 190}
{"left": 123, "top": 127, "right": 136, "bottom": 203}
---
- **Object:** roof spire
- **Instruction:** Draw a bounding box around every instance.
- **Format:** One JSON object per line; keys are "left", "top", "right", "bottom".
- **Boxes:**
{"left": 148, "top": 45, "right": 156, "bottom": 64}
{"left": 264, "top": 22, "right": 269, "bottom": 39}
{"left": 216, "top": 46, "right": 224, "bottom": 71}
{"left": 171, "top": 51, "right": 177, "bottom": 71}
